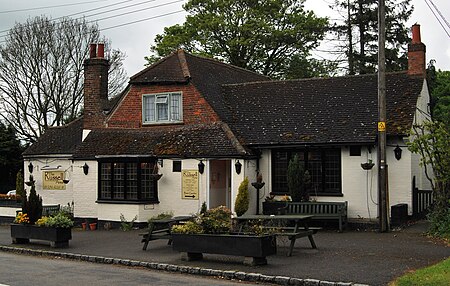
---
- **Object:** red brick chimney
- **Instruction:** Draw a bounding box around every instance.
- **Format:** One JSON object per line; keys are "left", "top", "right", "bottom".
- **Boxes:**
{"left": 84, "top": 43, "right": 108, "bottom": 130}
{"left": 408, "top": 24, "right": 426, "bottom": 78}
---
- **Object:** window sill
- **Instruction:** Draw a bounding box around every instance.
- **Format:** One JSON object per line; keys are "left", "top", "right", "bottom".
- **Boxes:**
{"left": 142, "top": 121, "right": 183, "bottom": 126}
{"left": 310, "top": 193, "right": 343, "bottom": 197}
{"left": 96, "top": 200, "right": 160, "bottom": 205}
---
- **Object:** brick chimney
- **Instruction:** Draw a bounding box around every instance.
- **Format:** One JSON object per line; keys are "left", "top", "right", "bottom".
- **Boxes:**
{"left": 83, "top": 43, "right": 108, "bottom": 130}
{"left": 408, "top": 24, "right": 426, "bottom": 77}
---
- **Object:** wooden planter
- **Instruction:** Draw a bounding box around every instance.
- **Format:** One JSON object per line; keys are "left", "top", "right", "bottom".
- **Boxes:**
{"left": 172, "top": 233, "right": 277, "bottom": 266}
{"left": 10, "top": 224, "right": 72, "bottom": 248}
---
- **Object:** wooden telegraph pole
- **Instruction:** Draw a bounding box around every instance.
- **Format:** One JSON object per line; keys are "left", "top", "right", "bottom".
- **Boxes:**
{"left": 378, "top": 0, "right": 389, "bottom": 232}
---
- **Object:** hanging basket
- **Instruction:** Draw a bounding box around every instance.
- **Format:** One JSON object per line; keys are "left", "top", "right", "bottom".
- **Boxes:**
{"left": 361, "top": 162, "right": 375, "bottom": 170}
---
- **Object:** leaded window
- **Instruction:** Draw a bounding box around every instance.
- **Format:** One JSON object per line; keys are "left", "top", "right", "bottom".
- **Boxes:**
{"left": 271, "top": 148, "right": 342, "bottom": 196}
{"left": 143, "top": 92, "right": 182, "bottom": 124}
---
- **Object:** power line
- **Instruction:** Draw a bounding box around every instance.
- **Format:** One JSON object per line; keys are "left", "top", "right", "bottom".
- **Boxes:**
{"left": 0, "top": 0, "right": 184, "bottom": 39}
{"left": 428, "top": 0, "right": 450, "bottom": 30}
{"left": 423, "top": 0, "right": 450, "bottom": 38}
{"left": 0, "top": 0, "right": 109, "bottom": 14}
{"left": 101, "top": 10, "right": 184, "bottom": 31}
{"left": 0, "top": 0, "right": 134, "bottom": 34}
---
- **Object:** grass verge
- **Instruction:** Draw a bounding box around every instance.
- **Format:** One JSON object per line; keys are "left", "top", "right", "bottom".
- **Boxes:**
{"left": 390, "top": 257, "right": 450, "bottom": 286}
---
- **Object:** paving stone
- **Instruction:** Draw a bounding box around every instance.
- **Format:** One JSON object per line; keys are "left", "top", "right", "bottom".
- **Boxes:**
{"left": 274, "top": 276, "right": 291, "bottom": 285}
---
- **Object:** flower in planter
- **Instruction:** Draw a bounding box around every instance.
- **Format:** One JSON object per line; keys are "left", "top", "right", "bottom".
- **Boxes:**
{"left": 14, "top": 212, "right": 30, "bottom": 224}
{"left": 43, "top": 213, "right": 74, "bottom": 228}
{"left": 171, "top": 206, "right": 232, "bottom": 234}
{"left": 36, "top": 216, "right": 49, "bottom": 227}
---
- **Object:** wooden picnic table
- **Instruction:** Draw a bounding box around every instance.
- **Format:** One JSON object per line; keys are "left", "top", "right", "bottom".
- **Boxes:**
{"left": 234, "top": 214, "right": 318, "bottom": 256}
{"left": 140, "top": 216, "right": 192, "bottom": 250}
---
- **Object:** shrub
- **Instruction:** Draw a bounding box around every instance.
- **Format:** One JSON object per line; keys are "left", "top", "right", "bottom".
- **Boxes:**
{"left": 22, "top": 175, "right": 42, "bottom": 224}
{"left": 148, "top": 211, "right": 173, "bottom": 223}
{"left": 44, "top": 213, "right": 74, "bottom": 228}
{"left": 287, "top": 154, "right": 311, "bottom": 202}
{"left": 171, "top": 206, "right": 232, "bottom": 234}
{"left": 171, "top": 221, "right": 204, "bottom": 234}
{"left": 235, "top": 177, "right": 249, "bottom": 216}
{"left": 120, "top": 213, "right": 137, "bottom": 231}
{"left": 16, "top": 170, "right": 24, "bottom": 198}
{"left": 36, "top": 216, "right": 49, "bottom": 227}
{"left": 200, "top": 201, "right": 207, "bottom": 214}
{"left": 427, "top": 200, "right": 450, "bottom": 240}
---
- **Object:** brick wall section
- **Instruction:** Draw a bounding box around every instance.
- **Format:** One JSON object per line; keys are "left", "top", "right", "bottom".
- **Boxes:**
{"left": 107, "top": 83, "right": 220, "bottom": 128}
{"left": 84, "top": 58, "right": 109, "bottom": 129}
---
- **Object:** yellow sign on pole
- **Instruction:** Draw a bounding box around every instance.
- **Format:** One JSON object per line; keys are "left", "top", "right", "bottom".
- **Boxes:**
{"left": 378, "top": 121, "right": 386, "bottom": 132}
{"left": 182, "top": 170, "right": 199, "bottom": 200}
{"left": 42, "top": 171, "right": 66, "bottom": 190}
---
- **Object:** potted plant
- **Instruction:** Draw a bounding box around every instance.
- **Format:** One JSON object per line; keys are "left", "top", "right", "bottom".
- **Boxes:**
{"left": 10, "top": 176, "right": 74, "bottom": 248}
{"left": 235, "top": 177, "right": 249, "bottom": 216}
{"left": 171, "top": 206, "right": 277, "bottom": 266}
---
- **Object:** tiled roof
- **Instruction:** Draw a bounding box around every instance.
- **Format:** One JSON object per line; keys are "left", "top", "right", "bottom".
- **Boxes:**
{"left": 129, "top": 50, "right": 269, "bottom": 120}
{"left": 22, "top": 118, "right": 83, "bottom": 156}
{"left": 221, "top": 72, "right": 423, "bottom": 146}
{"left": 73, "top": 123, "right": 252, "bottom": 159}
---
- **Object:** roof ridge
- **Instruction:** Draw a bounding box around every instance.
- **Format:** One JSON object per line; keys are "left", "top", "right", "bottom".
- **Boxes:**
{"left": 177, "top": 49, "right": 191, "bottom": 79}
{"left": 185, "top": 52, "right": 270, "bottom": 80}
{"left": 222, "top": 71, "right": 410, "bottom": 88}
{"left": 46, "top": 117, "right": 83, "bottom": 130}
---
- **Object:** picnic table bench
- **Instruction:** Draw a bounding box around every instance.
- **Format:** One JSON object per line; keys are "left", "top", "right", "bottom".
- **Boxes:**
{"left": 235, "top": 214, "right": 319, "bottom": 256}
{"left": 140, "top": 216, "right": 192, "bottom": 250}
{"left": 271, "top": 201, "right": 348, "bottom": 232}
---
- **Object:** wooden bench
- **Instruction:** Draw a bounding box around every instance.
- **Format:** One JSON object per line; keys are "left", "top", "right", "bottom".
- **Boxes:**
{"left": 279, "top": 202, "right": 348, "bottom": 232}
{"left": 42, "top": 205, "right": 61, "bottom": 216}
{"left": 262, "top": 226, "right": 320, "bottom": 256}
{"left": 140, "top": 216, "right": 193, "bottom": 250}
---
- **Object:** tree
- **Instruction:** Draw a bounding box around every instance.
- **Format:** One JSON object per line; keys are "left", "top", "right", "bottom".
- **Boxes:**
{"left": 22, "top": 175, "right": 43, "bottom": 225}
{"left": 0, "top": 122, "right": 23, "bottom": 193}
{"left": 146, "top": 0, "right": 329, "bottom": 78}
{"left": 427, "top": 62, "right": 450, "bottom": 125}
{"left": 330, "top": 0, "right": 412, "bottom": 74}
{"left": 409, "top": 121, "right": 450, "bottom": 239}
{"left": 16, "top": 170, "right": 24, "bottom": 199}
{"left": 0, "top": 16, "right": 127, "bottom": 143}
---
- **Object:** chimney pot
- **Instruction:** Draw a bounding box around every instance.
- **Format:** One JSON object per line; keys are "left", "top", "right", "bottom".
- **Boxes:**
{"left": 89, "top": 44, "right": 97, "bottom": 58}
{"left": 411, "top": 24, "right": 421, "bottom": 44}
{"left": 97, "top": 43, "right": 105, "bottom": 58}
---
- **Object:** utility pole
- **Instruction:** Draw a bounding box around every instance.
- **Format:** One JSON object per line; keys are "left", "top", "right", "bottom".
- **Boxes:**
{"left": 378, "top": 0, "right": 389, "bottom": 232}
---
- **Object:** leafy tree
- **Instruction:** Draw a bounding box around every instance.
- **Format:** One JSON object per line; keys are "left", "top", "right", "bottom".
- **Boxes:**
{"left": 409, "top": 121, "right": 450, "bottom": 239}
{"left": 0, "top": 16, "right": 127, "bottom": 143}
{"left": 330, "top": 0, "right": 412, "bottom": 74}
{"left": 146, "top": 0, "right": 329, "bottom": 78}
{"left": 427, "top": 64, "right": 450, "bottom": 125}
{"left": 235, "top": 177, "right": 249, "bottom": 216}
{"left": 0, "top": 122, "right": 23, "bottom": 193}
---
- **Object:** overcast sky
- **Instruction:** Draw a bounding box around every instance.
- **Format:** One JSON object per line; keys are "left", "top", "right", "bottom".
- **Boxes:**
{"left": 0, "top": 0, "right": 449, "bottom": 77}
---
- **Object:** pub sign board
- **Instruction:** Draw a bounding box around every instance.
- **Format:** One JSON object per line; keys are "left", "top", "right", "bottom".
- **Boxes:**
{"left": 181, "top": 170, "right": 199, "bottom": 200}
{"left": 43, "top": 171, "right": 66, "bottom": 190}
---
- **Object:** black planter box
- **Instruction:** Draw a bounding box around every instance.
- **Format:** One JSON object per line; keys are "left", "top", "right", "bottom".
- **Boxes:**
{"left": 10, "top": 224, "right": 72, "bottom": 248}
{"left": 172, "top": 233, "right": 277, "bottom": 265}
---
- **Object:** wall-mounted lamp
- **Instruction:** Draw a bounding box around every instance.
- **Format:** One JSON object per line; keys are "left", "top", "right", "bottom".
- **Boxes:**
{"left": 235, "top": 160, "right": 242, "bottom": 175}
{"left": 198, "top": 160, "right": 205, "bottom": 174}
{"left": 394, "top": 145, "right": 402, "bottom": 160}
{"left": 28, "top": 162, "right": 33, "bottom": 173}
{"left": 158, "top": 158, "right": 164, "bottom": 168}
{"left": 83, "top": 163, "right": 89, "bottom": 175}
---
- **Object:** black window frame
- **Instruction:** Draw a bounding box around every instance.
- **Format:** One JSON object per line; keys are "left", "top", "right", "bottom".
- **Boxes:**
{"left": 271, "top": 148, "right": 342, "bottom": 196}
{"left": 97, "top": 158, "right": 159, "bottom": 203}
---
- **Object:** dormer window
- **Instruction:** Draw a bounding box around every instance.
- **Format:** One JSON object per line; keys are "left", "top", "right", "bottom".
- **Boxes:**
{"left": 143, "top": 92, "right": 182, "bottom": 124}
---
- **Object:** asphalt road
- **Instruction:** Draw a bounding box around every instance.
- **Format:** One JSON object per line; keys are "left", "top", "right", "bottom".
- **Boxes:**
{"left": 0, "top": 252, "right": 266, "bottom": 286}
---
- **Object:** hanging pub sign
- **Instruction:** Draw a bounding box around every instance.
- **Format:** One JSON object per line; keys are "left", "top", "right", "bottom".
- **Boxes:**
{"left": 181, "top": 170, "right": 199, "bottom": 200}
{"left": 43, "top": 171, "right": 66, "bottom": 190}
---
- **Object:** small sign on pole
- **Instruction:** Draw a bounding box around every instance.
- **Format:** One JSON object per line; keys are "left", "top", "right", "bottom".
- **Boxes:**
{"left": 378, "top": 121, "right": 386, "bottom": 132}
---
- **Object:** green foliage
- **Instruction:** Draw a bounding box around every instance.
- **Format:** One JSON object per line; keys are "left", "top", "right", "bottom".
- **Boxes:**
{"left": 200, "top": 201, "right": 207, "bottom": 215}
{"left": 22, "top": 175, "right": 42, "bottom": 225}
{"left": 287, "top": 154, "right": 310, "bottom": 202}
{"left": 391, "top": 257, "right": 450, "bottom": 286}
{"left": 15, "top": 170, "right": 24, "bottom": 198}
{"left": 235, "top": 177, "right": 249, "bottom": 216}
{"left": 427, "top": 64, "right": 450, "bottom": 126}
{"left": 59, "top": 201, "right": 74, "bottom": 220}
{"left": 171, "top": 206, "right": 232, "bottom": 234}
{"left": 147, "top": 0, "right": 329, "bottom": 78}
{"left": 43, "top": 213, "right": 74, "bottom": 228}
{"left": 148, "top": 211, "right": 173, "bottom": 223}
{"left": 331, "top": 0, "right": 412, "bottom": 74}
{"left": 409, "top": 120, "right": 450, "bottom": 239}
{"left": 0, "top": 123, "right": 23, "bottom": 193}
{"left": 120, "top": 213, "right": 137, "bottom": 231}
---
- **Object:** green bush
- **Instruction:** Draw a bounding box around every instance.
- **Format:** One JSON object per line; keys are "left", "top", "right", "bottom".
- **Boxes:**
{"left": 148, "top": 211, "right": 173, "bottom": 223}
{"left": 428, "top": 201, "right": 450, "bottom": 240}
{"left": 16, "top": 170, "right": 24, "bottom": 198}
{"left": 287, "top": 154, "right": 311, "bottom": 202}
{"left": 171, "top": 206, "right": 232, "bottom": 234}
{"left": 235, "top": 177, "right": 249, "bottom": 216}
{"left": 44, "top": 213, "right": 74, "bottom": 228}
